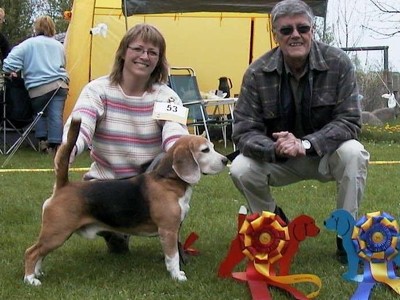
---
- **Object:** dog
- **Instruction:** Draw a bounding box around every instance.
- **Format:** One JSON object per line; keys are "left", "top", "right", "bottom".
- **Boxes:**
{"left": 24, "top": 116, "right": 228, "bottom": 286}
{"left": 323, "top": 209, "right": 362, "bottom": 282}
{"left": 278, "top": 215, "right": 320, "bottom": 275}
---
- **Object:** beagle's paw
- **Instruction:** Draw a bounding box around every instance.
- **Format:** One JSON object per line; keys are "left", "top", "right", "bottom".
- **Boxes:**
{"left": 24, "top": 274, "right": 42, "bottom": 286}
{"left": 171, "top": 270, "right": 187, "bottom": 282}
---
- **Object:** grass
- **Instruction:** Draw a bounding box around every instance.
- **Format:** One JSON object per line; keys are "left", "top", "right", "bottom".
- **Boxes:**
{"left": 1, "top": 138, "right": 400, "bottom": 299}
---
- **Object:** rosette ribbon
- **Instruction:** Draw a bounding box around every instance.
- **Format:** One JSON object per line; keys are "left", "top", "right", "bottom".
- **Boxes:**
{"left": 351, "top": 211, "right": 400, "bottom": 299}
{"left": 218, "top": 207, "right": 321, "bottom": 299}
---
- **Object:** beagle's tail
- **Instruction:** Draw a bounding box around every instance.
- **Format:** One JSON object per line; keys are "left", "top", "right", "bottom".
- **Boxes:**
{"left": 54, "top": 115, "right": 81, "bottom": 190}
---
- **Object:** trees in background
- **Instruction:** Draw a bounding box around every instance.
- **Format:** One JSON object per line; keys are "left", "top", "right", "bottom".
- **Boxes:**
{"left": 368, "top": 0, "right": 400, "bottom": 37}
{"left": 325, "top": 0, "right": 400, "bottom": 112}
{"left": 0, "top": 0, "right": 72, "bottom": 46}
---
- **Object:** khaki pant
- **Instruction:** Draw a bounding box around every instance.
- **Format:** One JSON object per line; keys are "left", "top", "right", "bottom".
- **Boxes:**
{"left": 230, "top": 140, "right": 370, "bottom": 218}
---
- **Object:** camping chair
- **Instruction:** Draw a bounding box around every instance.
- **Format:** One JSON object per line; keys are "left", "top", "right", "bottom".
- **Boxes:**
{"left": 1, "top": 78, "right": 61, "bottom": 167}
{"left": 168, "top": 67, "right": 233, "bottom": 147}
{"left": 0, "top": 75, "right": 37, "bottom": 156}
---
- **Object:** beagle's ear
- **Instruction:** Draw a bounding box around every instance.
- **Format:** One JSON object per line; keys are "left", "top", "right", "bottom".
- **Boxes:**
{"left": 172, "top": 142, "right": 201, "bottom": 184}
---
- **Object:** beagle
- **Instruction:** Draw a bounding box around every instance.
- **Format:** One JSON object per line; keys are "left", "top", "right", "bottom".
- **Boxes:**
{"left": 24, "top": 116, "right": 228, "bottom": 286}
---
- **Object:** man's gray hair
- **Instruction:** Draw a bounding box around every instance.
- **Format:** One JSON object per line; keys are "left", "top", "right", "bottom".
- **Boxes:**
{"left": 271, "top": 0, "right": 315, "bottom": 30}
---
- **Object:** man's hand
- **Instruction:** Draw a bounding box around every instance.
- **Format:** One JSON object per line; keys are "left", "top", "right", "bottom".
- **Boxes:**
{"left": 273, "top": 131, "right": 306, "bottom": 158}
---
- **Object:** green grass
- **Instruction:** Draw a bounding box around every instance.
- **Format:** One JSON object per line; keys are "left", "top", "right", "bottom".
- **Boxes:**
{"left": 1, "top": 140, "right": 400, "bottom": 299}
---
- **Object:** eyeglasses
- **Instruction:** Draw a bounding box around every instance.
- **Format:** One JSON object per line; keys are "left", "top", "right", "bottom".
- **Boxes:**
{"left": 127, "top": 46, "right": 159, "bottom": 58}
{"left": 278, "top": 25, "right": 311, "bottom": 36}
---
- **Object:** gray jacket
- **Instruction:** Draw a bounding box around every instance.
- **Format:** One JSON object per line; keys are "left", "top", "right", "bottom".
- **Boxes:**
{"left": 233, "top": 40, "right": 361, "bottom": 162}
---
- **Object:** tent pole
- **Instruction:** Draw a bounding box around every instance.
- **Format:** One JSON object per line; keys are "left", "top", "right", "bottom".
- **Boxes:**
{"left": 248, "top": 18, "right": 254, "bottom": 64}
{"left": 123, "top": 0, "right": 128, "bottom": 31}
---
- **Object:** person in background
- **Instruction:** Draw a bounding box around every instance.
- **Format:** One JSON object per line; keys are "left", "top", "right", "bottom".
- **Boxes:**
{"left": 229, "top": 0, "right": 370, "bottom": 264}
{"left": 0, "top": 8, "right": 10, "bottom": 62}
{"left": 3, "top": 15, "right": 69, "bottom": 154}
{"left": 64, "top": 23, "right": 188, "bottom": 253}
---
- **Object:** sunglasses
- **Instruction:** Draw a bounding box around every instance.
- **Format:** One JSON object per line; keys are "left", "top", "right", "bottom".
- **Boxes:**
{"left": 278, "top": 25, "right": 311, "bottom": 36}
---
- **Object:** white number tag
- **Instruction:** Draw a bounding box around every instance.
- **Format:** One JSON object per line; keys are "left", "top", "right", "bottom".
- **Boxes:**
{"left": 152, "top": 102, "right": 188, "bottom": 125}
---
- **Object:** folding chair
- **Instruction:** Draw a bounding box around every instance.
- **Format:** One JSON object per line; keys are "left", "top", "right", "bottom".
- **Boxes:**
{"left": 0, "top": 75, "right": 37, "bottom": 156}
{"left": 168, "top": 67, "right": 233, "bottom": 147}
{"left": 1, "top": 79, "right": 61, "bottom": 167}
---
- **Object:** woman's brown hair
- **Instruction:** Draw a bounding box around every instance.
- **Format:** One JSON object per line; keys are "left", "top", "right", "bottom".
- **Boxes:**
{"left": 34, "top": 16, "right": 56, "bottom": 37}
{"left": 109, "top": 23, "right": 168, "bottom": 91}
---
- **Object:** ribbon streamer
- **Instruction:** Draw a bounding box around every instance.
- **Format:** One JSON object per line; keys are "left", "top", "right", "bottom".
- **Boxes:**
{"left": 218, "top": 207, "right": 321, "bottom": 299}
{"left": 183, "top": 232, "right": 200, "bottom": 255}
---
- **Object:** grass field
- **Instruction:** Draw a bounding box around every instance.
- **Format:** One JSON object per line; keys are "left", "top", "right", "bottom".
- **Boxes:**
{"left": 0, "top": 140, "right": 400, "bottom": 299}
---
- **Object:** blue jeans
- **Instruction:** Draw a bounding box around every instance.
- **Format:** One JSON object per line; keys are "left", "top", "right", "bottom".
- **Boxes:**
{"left": 30, "top": 88, "right": 68, "bottom": 144}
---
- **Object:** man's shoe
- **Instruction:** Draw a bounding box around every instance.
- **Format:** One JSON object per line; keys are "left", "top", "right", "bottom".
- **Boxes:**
{"left": 98, "top": 231, "right": 130, "bottom": 254}
{"left": 274, "top": 206, "right": 290, "bottom": 224}
{"left": 336, "top": 236, "right": 348, "bottom": 264}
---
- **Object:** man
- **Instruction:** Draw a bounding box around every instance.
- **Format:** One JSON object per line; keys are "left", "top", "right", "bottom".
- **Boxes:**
{"left": 229, "top": 0, "right": 369, "bottom": 263}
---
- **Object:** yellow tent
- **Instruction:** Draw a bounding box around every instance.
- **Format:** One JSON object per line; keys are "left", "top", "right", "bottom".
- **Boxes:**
{"left": 64, "top": 0, "right": 327, "bottom": 119}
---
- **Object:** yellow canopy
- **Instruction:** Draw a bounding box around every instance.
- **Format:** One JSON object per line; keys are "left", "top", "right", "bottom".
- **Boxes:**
{"left": 63, "top": 0, "right": 327, "bottom": 119}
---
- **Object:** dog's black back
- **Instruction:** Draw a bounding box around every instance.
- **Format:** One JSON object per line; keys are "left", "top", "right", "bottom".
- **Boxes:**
{"left": 81, "top": 175, "right": 151, "bottom": 228}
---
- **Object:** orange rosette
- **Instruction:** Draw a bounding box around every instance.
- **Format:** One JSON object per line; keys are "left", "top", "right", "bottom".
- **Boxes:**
{"left": 218, "top": 208, "right": 321, "bottom": 300}
{"left": 239, "top": 211, "right": 289, "bottom": 266}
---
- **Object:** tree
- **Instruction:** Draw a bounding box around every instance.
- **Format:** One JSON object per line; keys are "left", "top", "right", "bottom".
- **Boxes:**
{"left": 1, "top": 0, "right": 35, "bottom": 45}
{"left": 366, "top": 0, "right": 400, "bottom": 37}
{"left": 327, "top": 0, "right": 367, "bottom": 49}
{"left": 314, "top": 17, "right": 335, "bottom": 45}
{"left": 0, "top": 0, "right": 73, "bottom": 46}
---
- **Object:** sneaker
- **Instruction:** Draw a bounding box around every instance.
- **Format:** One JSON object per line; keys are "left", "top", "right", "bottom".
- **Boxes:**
{"left": 46, "top": 146, "right": 58, "bottom": 156}
{"left": 38, "top": 140, "right": 48, "bottom": 153}
{"left": 98, "top": 231, "right": 130, "bottom": 254}
{"left": 274, "top": 206, "right": 290, "bottom": 224}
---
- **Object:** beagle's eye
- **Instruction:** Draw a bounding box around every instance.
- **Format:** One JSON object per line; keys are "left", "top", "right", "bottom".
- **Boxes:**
{"left": 201, "top": 147, "right": 210, "bottom": 153}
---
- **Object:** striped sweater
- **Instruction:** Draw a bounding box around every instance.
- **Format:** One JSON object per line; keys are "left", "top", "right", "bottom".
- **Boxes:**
{"left": 64, "top": 75, "right": 189, "bottom": 180}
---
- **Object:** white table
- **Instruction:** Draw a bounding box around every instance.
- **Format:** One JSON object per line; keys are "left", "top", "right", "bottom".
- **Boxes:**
{"left": 203, "top": 97, "right": 237, "bottom": 120}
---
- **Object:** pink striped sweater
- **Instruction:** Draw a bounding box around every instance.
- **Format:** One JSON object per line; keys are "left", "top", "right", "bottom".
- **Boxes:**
{"left": 64, "top": 75, "right": 189, "bottom": 180}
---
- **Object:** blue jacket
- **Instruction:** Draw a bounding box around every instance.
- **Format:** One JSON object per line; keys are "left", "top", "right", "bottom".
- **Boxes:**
{"left": 2, "top": 35, "right": 69, "bottom": 90}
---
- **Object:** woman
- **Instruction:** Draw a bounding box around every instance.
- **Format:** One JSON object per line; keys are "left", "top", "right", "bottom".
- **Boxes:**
{"left": 3, "top": 15, "right": 69, "bottom": 154}
{"left": 64, "top": 23, "right": 189, "bottom": 252}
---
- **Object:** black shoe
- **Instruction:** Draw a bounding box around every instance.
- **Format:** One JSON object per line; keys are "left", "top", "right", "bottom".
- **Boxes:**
{"left": 178, "top": 241, "right": 188, "bottom": 265}
{"left": 98, "top": 231, "right": 130, "bottom": 254}
{"left": 336, "top": 236, "right": 348, "bottom": 264}
{"left": 226, "top": 150, "right": 240, "bottom": 162}
{"left": 274, "top": 206, "right": 289, "bottom": 224}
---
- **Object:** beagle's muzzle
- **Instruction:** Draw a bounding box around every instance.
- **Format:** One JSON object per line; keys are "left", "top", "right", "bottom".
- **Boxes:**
{"left": 24, "top": 116, "right": 228, "bottom": 285}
